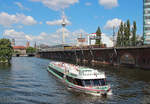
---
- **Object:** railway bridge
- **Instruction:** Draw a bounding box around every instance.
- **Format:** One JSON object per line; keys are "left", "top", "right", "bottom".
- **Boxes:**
{"left": 37, "top": 46, "right": 150, "bottom": 69}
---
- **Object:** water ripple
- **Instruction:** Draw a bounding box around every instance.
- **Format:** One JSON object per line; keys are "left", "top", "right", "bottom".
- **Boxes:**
{"left": 0, "top": 57, "right": 150, "bottom": 104}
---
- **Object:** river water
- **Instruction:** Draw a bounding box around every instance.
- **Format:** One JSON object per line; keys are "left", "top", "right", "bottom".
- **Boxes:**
{"left": 0, "top": 57, "right": 150, "bottom": 104}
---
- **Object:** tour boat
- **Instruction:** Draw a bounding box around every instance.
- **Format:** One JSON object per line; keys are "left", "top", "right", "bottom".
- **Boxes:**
{"left": 47, "top": 61, "right": 111, "bottom": 96}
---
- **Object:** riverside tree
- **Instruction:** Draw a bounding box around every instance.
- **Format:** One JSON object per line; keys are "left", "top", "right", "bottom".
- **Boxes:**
{"left": 120, "top": 22, "right": 125, "bottom": 46}
{"left": 116, "top": 22, "right": 124, "bottom": 47}
{"left": 131, "top": 21, "right": 137, "bottom": 46}
{"left": 95, "top": 26, "right": 102, "bottom": 45}
{"left": 0, "top": 39, "right": 13, "bottom": 63}
{"left": 116, "top": 28, "right": 121, "bottom": 47}
{"left": 116, "top": 20, "right": 137, "bottom": 47}
{"left": 126, "top": 20, "right": 131, "bottom": 46}
{"left": 124, "top": 23, "right": 128, "bottom": 46}
{"left": 26, "top": 47, "right": 36, "bottom": 54}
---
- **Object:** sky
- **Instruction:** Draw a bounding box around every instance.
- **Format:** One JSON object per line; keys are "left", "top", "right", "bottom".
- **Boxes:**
{"left": 0, "top": 0, "right": 143, "bottom": 46}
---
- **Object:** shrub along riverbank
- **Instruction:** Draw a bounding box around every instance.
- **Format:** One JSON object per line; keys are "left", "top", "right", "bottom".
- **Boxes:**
{"left": 0, "top": 39, "right": 13, "bottom": 63}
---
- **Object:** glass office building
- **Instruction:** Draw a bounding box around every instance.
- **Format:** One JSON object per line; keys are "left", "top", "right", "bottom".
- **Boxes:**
{"left": 144, "top": 0, "right": 150, "bottom": 44}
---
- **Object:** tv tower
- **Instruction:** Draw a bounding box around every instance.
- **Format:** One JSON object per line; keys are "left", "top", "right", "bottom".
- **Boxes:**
{"left": 61, "top": 11, "right": 67, "bottom": 44}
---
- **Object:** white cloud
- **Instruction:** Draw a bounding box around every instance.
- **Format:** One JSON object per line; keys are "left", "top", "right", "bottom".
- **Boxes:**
{"left": 0, "top": 12, "right": 37, "bottom": 27}
{"left": 3, "top": 29, "right": 61, "bottom": 46}
{"left": 55, "top": 28, "right": 88, "bottom": 45}
{"left": 46, "top": 12, "right": 71, "bottom": 26}
{"left": 46, "top": 18, "right": 71, "bottom": 26}
{"left": 72, "top": 29, "right": 87, "bottom": 36}
{"left": 46, "top": 20, "right": 62, "bottom": 25}
{"left": 3, "top": 28, "right": 88, "bottom": 46}
{"left": 68, "top": 29, "right": 87, "bottom": 45}
{"left": 87, "top": 33, "right": 113, "bottom": 47}
{"left": 104, "top": 18, "right": 122, "bottom": 30}
{"left": 99, "top": 0, "right": 118, "bottom": 9}
{"left": 3, "top": 28, "right": 114, "bottom": 47}
{"left": 14, "top": 2, "right": 30, "bottom": 11}
{"left": 56, "top": 28, "right": 70, "bottom": 37}
{"left": 85, "top": 2, "right": 92, "bottom": 6}
{"left": 31, "top": 0, "right": 79, "bottom": 11}
{"left": 17, "top": 25, "right": 23, "bottom": 29}
{"left": 101, "top": 33, "right": 113, "bottom": 47}
{"left": 3, "top": 29, "right": 25, "bottom": 39}
{"left": 16, "top": 14, "right": 37, "bottom": 25}
{"left": 40, "top": 32, "right": 47, "bottom": 36}
{"left": 25, "top": 35, "right": 33, "bottom": 41}
{"left": 0, "top": 12, "right": 17, "bottom": 27}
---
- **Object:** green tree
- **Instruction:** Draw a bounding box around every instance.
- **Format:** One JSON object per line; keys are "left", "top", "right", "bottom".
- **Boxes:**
{"left": 95, "top": 26, "right": 102, "bottom": 45}
{"left": 26, "top": 47, "right": 36, "bottom": 54}
{"left": 116, "top": 20, "right": 137, "bottom": 47}
{"left": 0, "top": 38, "right": 13, "bottom": 62}
{"left": 120, "top": 22, "right": 124, "bottom": 46}
{"left": 123, "top": 23, "right": 128, "bottom": 46}
{"left": 126, "top": 20, "right": 131, "bottom": 46}
{"left": 131, "top": 21, "right": 137, "bottom": 46}
{"left": 116, "top": 26, "right": 121, "bottom": 47}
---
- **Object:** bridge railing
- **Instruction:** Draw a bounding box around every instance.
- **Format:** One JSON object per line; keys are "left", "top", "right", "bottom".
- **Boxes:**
{"left": 38, "top": 47, "right": 64, "bottom": 52}
{"left": 37, "top": 45, "right": 150, "bottom": 53}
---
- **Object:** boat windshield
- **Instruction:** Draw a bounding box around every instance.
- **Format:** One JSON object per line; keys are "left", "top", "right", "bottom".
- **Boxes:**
{"left": 82, "top": 79, "right": 106, "bottom": 87}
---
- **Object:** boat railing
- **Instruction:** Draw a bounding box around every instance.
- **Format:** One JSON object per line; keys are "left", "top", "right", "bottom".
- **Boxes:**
{"left": 51, "top": 62, "right": 79, "bottom": 74}
{"left": 80, "top": 71, "right": 105, "bottom": 77}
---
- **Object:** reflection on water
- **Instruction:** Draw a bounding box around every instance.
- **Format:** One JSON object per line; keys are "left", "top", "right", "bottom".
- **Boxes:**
{"left": 0, "top": 57, "right": 150, "bottom": 104}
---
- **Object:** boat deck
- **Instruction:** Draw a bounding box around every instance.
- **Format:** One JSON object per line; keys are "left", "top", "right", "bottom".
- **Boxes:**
{"left": 50, "top": 61, "right": 106, "bottom": 79}
{"left": 51, "top": 61, "right": 79, "bottom": 75}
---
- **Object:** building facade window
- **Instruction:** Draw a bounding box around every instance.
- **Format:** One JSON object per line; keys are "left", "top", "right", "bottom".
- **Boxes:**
{"left": 144, "top": 0, "right": 150, "bottom": 44}
{"left": 145, "top": 0, "right": 150, "bottom": 3}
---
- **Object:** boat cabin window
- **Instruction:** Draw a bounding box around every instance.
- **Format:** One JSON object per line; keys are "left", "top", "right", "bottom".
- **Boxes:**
{"left": 66, "top": 76, "right": 106, "bottom": 87}
{"left": 93, "top": 79, "right": 101, "bottom": 86}
{"left": 75, "top": 79, "right": 83, "bottom": 86}
{"left": 100, "top": 79, "right": 106, "bottom": 86}
{"left": 81, "top": 79, "right": 106, "bottom": 87}
{"left": 83, "top": 80, "right": 92, "bottom": 86}
{"left": 49, "top": 66, "right": 64, "bottom": 78}
{"left": 66, "top": 76, "right": 74, "bottom": 83}
{"left": 93, "top": 79, "right": 106, "bottom": 86}
{"left": 66, "top": 76, "right": 84, "bottom": 86}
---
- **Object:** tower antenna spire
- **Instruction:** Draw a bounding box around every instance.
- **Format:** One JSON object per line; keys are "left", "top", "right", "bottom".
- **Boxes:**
{"left": 61, "top": 10, "right": 66, "bottom": 44}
